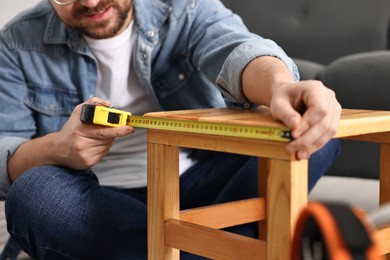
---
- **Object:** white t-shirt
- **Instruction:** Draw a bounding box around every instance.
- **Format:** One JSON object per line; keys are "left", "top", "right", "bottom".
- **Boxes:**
{"left": 84, "top": 23, "right": 193, "bottom": 188}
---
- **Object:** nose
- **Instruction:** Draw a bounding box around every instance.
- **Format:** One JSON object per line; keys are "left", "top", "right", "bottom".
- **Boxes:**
{"left": 79, "top": 0, "right": 101, "bottom": 8}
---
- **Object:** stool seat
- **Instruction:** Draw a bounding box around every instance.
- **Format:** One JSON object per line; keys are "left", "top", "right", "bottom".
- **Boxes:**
{"left": 146, "top": 107, "right": 390, "bottom": 259}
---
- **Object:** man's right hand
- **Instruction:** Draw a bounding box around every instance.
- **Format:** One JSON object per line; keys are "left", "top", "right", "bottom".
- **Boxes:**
{"left": 54, "top": 98, "right": 134, "bottom": 169}
{"left": 7, "top": 98, "right": 134, "bottom": 181}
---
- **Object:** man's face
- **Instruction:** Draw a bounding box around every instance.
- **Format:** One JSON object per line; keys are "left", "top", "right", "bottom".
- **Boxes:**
{"left": 51, "top": 0, "right": 133, "bottom": 39}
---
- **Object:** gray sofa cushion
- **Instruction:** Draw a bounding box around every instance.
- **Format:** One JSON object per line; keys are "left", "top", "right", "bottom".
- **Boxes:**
{"left": 318, "top": 51, "right": 390, "bottom": 110}
{"left": 317, "top": 51, "right": 390, "bottom": 179}
{"left": 293, "top": 58, "right": 325, "bottom": 80}
{"left": 222, "top": 0, "right": 390, "bottom": 65}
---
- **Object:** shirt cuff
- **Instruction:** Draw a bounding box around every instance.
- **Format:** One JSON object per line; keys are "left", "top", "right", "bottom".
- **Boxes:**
{"left": 0, "top": 136, "right": 27, "bottom": 200}
{"left": 216, "top": 38, "right": 299, "bottom": 105}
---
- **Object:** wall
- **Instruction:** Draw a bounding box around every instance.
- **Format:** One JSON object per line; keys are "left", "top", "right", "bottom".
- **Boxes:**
{"left": 0, "top": 0, "right": 41, "bottom": 27}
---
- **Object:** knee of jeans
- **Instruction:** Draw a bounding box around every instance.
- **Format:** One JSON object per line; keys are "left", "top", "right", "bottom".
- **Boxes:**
{"left": 7, "top": 165, "right": 97, "bottom": 203}
{"left": 5, "top": 166, "right": 127, "bottom": 258}
{"left": 6, "top": 166, "right": 71, "bottom": 213}
{"left": 6, "top": 166, "right": 102, "bottom": 239}
{"left": 6, "top": 166, "right": 45, "bottom": 216}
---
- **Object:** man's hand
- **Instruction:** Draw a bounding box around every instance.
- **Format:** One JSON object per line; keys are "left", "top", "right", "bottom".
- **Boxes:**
{"left": 8, "top": 98, "right": 134, "bottom": 181}
{"left": 242, "top": 56, "right": 341, "bottom": 160}
{"left": 269, "top": 80, "right": 341, "bottom": 160}
{"left": 54, "top": 97, "right": 134, "bottom": 169}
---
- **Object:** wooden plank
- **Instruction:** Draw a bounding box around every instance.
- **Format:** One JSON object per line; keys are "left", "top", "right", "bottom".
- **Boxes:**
{"left": 146, "top": 108, "right": 390, "bottom": 138}
{"left": 147, "top": 142, "right": 180, "bottom": 260}
{"left": 258, "top": 157, "right": 270, "bottom": 241}
{"left": 164, "top": 219, "right": 267, "bottom": 259}
{"left": 267, "top": 159, "right": 308, "bottom": 260}
{"left": 145, "top": 107, "right": 285, "bottom": 128}
{"left": 342, "top": 132, "right": 390, "bottom": 143}
{"left": 180, "top": 198, "right": 265, "bottom": 229}
{"left": 335, "top": 110, "right": 390, "bottom": 138}
{"left": 147, "top": 129, "right": 295, "bottom": 160}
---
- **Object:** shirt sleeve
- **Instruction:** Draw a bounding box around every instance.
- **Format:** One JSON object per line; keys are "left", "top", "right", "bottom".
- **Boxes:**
{"left": 0, "top": 30, "right": 36, "bottom": 200}
{"left": 188, "top": 0, "right": 299, "bottom": 106}
{"left": 0, "top": 137, "right": 27, "bottom": 200}
{"left": 216, "top": 39, "right": 300, "bottom": 105}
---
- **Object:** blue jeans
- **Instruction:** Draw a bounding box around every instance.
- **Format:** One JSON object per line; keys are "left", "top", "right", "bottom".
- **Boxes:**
{"left": 5, "top": 139, "right": 340, "bottom": 259}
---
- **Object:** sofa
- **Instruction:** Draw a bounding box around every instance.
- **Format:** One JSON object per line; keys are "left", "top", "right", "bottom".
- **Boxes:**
{"left": 221, "top": 0, "right": 390, "bottom": 209}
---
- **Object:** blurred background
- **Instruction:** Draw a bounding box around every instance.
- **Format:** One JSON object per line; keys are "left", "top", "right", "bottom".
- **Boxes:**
{"left": 0, "top": 0, "right": 41, "bottom": 251}
{"left": 0, "top": 1, "right": 41, "bottom": 27}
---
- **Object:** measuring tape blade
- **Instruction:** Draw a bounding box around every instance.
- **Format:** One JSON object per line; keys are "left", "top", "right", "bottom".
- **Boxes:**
{"left": 128, "top": 116, "right": 291, "bottom": 142}
{"left": 80, "top": 104, "right": 292, "bottom": 142}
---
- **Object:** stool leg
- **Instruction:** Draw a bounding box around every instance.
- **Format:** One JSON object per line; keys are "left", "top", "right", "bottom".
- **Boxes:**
{"left": 379, "top": 144, "right": 390, "bottom": 257}
{"left": 258, "top": 158, "right": 270, "bottom": 241}
{"left": 380, "top": 143, "right": 390, "bottom": 205}
{"left": 148, "top": 142, "right": 180, "bottom": 260}
{"left": 266, "top": 159, "right": 308, "bottom": 260}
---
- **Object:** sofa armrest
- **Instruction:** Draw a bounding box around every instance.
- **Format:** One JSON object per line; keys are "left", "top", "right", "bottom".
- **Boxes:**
{"left": 293, "top": 58, "right": 325, "bottom": 80}
{"left": 316, "top": 51, "right": 390, "bottom": 179}
{"left": 318, "top": 51, "right": 390, "bottom": 110}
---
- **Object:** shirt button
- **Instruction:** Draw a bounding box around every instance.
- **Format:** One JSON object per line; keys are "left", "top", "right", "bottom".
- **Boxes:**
{"left": 142, "top": 53, "right": 148, "bottom": 60}
{"left": 178, "top": 73, "right": 185, "bottom": 80}
{"left": 49, "top": 104, "right": 56, "bottom": 111}
{"left": 147, "top": 31, "right": 155, "bottom": 37}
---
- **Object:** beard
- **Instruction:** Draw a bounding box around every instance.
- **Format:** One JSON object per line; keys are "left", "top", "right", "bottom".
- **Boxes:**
{"left": 67, "top": 0, "right": 132, "bottom": 39}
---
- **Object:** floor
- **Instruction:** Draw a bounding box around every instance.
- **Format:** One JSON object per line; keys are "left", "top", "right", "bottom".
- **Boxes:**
{"left": 309, "top": 176, "right": 380, "bottom": 212}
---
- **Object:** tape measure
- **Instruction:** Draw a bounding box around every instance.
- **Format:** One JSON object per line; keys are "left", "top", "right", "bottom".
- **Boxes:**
{"left": 80, "top": 104, "right": 292, "bottom": 142}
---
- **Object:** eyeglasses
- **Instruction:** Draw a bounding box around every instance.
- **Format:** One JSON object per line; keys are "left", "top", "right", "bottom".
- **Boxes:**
{"left": 51, "top": 0, "right": 79, "bottom": 6}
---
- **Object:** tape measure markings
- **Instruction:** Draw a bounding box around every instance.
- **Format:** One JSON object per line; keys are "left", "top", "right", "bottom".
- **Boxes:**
{"left": 80, "top": 104, "right": 292, "bottom": 142}
{"left": 128, "top": 115, "right": 291, "bottom": 142}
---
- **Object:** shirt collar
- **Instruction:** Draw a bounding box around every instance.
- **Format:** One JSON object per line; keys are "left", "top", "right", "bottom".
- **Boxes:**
{"left": 133, "top": 0, "right": 172, "bottom": 45}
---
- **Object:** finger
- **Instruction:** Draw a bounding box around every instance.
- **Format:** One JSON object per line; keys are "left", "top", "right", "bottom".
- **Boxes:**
{"left": 88, "top": 125, "right": 134, "bottom": 139}
{"left": 288, "top": 129, "right": 330, "bottom": 160}
{"left": 298, "top": 89, "right": 341, "bottom": 139}
{"left": 72, "top": 97, "right": 112, "bottom": 119}
{"left": 287, "top": 112, "right": 337, "bottom": 159}
{"left": 292, "top": 106, "right": 326, "bottom": 139}
{"left": 85, "top": 97, "right": 112, "bottom": 107}
{"left": 271, "top": 96, "right": 302, "bottom": 130}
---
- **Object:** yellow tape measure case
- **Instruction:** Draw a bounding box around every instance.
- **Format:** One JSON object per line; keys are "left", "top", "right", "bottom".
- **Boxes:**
{"left": 80, "top": 104, "right": 132, "bottom": 127}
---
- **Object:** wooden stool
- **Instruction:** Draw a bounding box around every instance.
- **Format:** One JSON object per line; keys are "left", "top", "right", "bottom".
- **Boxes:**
{"left": 146, "top": 108, "right": 390, "bottom": 259}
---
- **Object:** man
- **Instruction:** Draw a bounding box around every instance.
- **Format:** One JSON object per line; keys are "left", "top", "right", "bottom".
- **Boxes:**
{"left": 0, "top": 0, "right": 341, "bottom": 259}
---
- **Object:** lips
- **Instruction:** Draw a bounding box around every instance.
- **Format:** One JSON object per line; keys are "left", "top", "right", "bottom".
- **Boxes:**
{"left": 84, "top": 5, "right": 113, "bottom": 20}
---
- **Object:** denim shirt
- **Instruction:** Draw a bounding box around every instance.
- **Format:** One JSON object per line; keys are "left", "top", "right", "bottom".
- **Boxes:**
{"left": 0, "top": 0, "right": 298, "bottom": 198}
